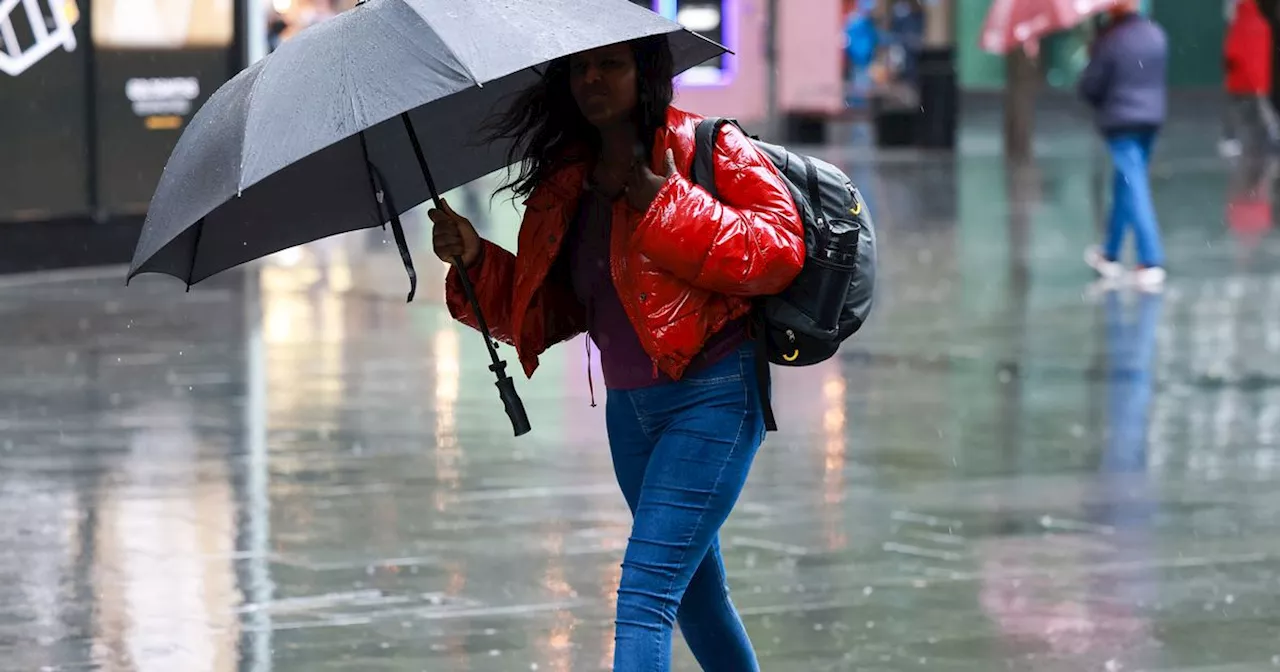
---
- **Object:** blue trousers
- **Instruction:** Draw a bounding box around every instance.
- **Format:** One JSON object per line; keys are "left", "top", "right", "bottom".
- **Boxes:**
{"left": 1104, "top": 130, "right": 1165, "bottom": 268}
{"left": 605, "top": 345, "right": 764, "bottom": 672}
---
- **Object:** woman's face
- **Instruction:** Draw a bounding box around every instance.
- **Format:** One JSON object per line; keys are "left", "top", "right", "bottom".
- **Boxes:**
{"left": 568, "top": 43, "right": 639, "bottom": 128}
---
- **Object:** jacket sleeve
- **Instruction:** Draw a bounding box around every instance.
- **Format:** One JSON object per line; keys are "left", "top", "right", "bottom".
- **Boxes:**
{"left": 1078, "top": 40, "right": 1113, "bottom": 107}
{"left": 631, "top": 125, "right": 805, "bottom": 297}
{"left": 445, "top": 235, "right": 586, "bottom": 348}
{"left": 445, "top": 239, "right": 518, "bottom": 344}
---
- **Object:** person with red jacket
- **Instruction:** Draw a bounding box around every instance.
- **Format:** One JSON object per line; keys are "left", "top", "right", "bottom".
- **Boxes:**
{"left": 429, "top": 35, "right": 803, "bottom": 672}
{"left": 1222, "top": 0, "right": 1280, "bottom": 156}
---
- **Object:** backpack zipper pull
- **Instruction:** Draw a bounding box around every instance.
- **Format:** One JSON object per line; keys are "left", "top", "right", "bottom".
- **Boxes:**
{"left": 782, "top": 329, "right": 800, "bottom": 362}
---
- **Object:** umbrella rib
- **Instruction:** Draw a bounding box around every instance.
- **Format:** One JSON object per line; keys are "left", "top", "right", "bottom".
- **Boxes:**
{"left": 412, "top": 11, "right": 482, "bottom": 87}
{"left": 236, "top": 67, "right": 272, "bottom": 195}
{"left": 185, "top": 217, "right": 205, "bottom": 292}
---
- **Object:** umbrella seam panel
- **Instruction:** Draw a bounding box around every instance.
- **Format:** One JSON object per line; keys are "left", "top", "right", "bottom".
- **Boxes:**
{"left": 409, "top": 5, "right": 483, "bottom": 88}
{"left": 237, "top": 66, "right": 272, "bottom": 195}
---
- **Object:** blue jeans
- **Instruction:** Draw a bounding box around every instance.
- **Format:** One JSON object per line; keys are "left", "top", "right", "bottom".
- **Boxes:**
{"left": 1104, "top": 130, "right": 1165, "bottom": 268}
{"left": 605, "top": 345, "right": 765, "bottom": 672}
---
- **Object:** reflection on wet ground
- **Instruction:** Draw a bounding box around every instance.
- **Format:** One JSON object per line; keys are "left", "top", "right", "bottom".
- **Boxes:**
{"left": 4, "top": 125, "right": 1280, "bottom": 672}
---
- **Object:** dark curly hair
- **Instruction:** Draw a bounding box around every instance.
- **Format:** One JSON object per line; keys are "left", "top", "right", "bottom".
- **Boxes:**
{"left": 485, "top": 35, "right": 675, "bottom": 199}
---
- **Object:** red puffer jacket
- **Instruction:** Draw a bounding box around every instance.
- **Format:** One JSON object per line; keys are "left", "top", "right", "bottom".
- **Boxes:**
{"left": 445, "top": 106, "right": 804, "bottom": 380}
{"left": 1226, "top": 0, "right": 1272, "bottom": 95}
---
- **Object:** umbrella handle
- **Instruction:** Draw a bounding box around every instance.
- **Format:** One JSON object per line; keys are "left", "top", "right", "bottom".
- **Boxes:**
{"left": 494, "top": 365, "right": 532, "bottom": 437}
{"left": 400, "top": 111, "right": 532, "bottom": 437}
{"left": 449, "top": 252, "right": 531, "bottom": 436}
{"left": 451, "top": 253, "right": 530, "bottom": 437}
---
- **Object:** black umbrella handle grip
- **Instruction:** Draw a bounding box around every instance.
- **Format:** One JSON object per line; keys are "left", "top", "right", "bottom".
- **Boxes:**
{"left": 495, "top": 373, "right": 531, "bottom": 437}
{"left": 450, "top": 252, "right": 529, "bottom": 437}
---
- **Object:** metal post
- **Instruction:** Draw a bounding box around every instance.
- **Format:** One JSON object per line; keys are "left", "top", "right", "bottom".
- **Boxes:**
{"left": 918, "top": 0, "right": 957, "bottom": 149}
{"left": 245, "top": 0, "right": 268, "bottom": 66}
{"left": 1003, "top": 45, "right": 1038, "bottom": 162}
{"left": 924, "top": 0, "right": 952, "bottom": 47}
{"left": 764, "top": 0, "right": 779, "bottom": 140}
{"left": 240, "top": 264, "right": 274, "bottom": 672}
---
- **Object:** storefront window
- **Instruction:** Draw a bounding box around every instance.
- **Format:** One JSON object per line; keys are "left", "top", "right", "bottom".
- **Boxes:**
{"left": 0, "top": 0, "right": 80, "bottom": 77}
{"left": 92, "top": 0, "right": 233, "bottom": 48}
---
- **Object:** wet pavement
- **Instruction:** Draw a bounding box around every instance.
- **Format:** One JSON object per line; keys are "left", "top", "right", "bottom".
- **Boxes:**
{"left": 5, "top": 117, "right": 1280, "bottom": 672}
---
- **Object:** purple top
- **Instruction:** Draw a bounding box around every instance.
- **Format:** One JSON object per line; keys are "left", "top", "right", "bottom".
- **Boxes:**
{"left": 566, "top": 186, "right": 746, "bottom": 390}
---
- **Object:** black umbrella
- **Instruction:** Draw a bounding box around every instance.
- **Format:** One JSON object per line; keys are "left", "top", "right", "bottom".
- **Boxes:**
{"left": 127, "top": 0, "right": 725, "bottom": 437}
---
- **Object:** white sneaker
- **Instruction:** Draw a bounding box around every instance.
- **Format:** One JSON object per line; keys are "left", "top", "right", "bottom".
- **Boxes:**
{"left": 1131, "top": 266, "right": 1166, "bottom": 291}
{"left": 1085, "top": 246, "right": 1125, "bottom": 279}
{"left": 1219, "top": 139, "right": 1243, "bottom": 158}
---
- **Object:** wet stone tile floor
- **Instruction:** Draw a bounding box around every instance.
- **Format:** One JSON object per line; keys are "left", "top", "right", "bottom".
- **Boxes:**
{"left": 4, "top": 136, "right": 1280, "bottom": 671}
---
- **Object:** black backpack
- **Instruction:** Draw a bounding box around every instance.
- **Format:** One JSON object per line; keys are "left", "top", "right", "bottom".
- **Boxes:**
{"left": 690, "top": 118, "right": 877, "bottom": 431}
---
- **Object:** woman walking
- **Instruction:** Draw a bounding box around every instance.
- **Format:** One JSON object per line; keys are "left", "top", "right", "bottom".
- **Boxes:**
{"left": 428, "top": 35, "right": 804, "bottom": 671}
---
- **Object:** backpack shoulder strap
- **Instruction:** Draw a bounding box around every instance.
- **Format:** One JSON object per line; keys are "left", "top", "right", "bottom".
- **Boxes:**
{"left": 753, "top": 311, "right": 778, "bottom": 432}
{"left": 690, "top": 117, "right": 741, "bottom": 200}
{"left": 693, "top": 117, "right": 779, "bottom": 432}
{"left": 801, "top": 155, "right": 824, "bottom": 226}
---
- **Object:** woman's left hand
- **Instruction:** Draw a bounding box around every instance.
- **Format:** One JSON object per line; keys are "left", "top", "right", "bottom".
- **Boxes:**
{"left": 625, "top": 149, "right": 677, "bottom": 213}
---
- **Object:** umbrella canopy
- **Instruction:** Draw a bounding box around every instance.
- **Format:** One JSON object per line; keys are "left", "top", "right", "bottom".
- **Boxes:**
{"left": 128, "top": 0, "right": 724, "bottom": 438}
{"left": 128, "top": 0, "right": 724, "bottom": 286}
{"left": 980, "top": 0, "right": 1126, "bottom": 56}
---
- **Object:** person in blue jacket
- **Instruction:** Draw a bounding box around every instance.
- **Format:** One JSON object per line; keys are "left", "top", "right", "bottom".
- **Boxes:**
{"left": 1079, "top": 0, "right": 1169, "bottom": 290}
{"left": 844, "top": 1, "right": 879, "bottom": 108}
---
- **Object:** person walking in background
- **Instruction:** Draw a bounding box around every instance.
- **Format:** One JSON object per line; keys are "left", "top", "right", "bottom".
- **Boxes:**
{"left": 886, "top": 0, "right": 923, "bottom": 86}
{"left": 267, "top": 12, "right": 292, "bottom": 53}
{"left": 1080, "top": 0, "right": 1169, "bottom": 290}
{"left": 844, "top": 0, "right": 879, "bottom": 109}
{"left": 1221, "top": 0, "right": 1280, "bottom": 157}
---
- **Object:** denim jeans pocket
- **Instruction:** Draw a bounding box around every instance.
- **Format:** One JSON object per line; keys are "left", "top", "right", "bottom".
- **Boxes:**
{"left": 681, "top": 371, "right": 742, "bottom": 387}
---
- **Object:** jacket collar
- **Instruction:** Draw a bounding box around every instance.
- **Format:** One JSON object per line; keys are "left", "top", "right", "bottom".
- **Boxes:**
{"left": 527, "top": 106, "right": 696, "bottom": 206}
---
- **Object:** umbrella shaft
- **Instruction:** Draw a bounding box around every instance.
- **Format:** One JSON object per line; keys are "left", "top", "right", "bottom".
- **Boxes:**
{"left": 400, "top": 112, "right": 443, "bottom": 207}
{"left": 401, "top": 117, "right": 523, "bottom": 436}
{"left": 450, "top": 253, "right": 502, "bottom": 362}
{"left": 399, "top": 111, "right": 502, "bottom": 365}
